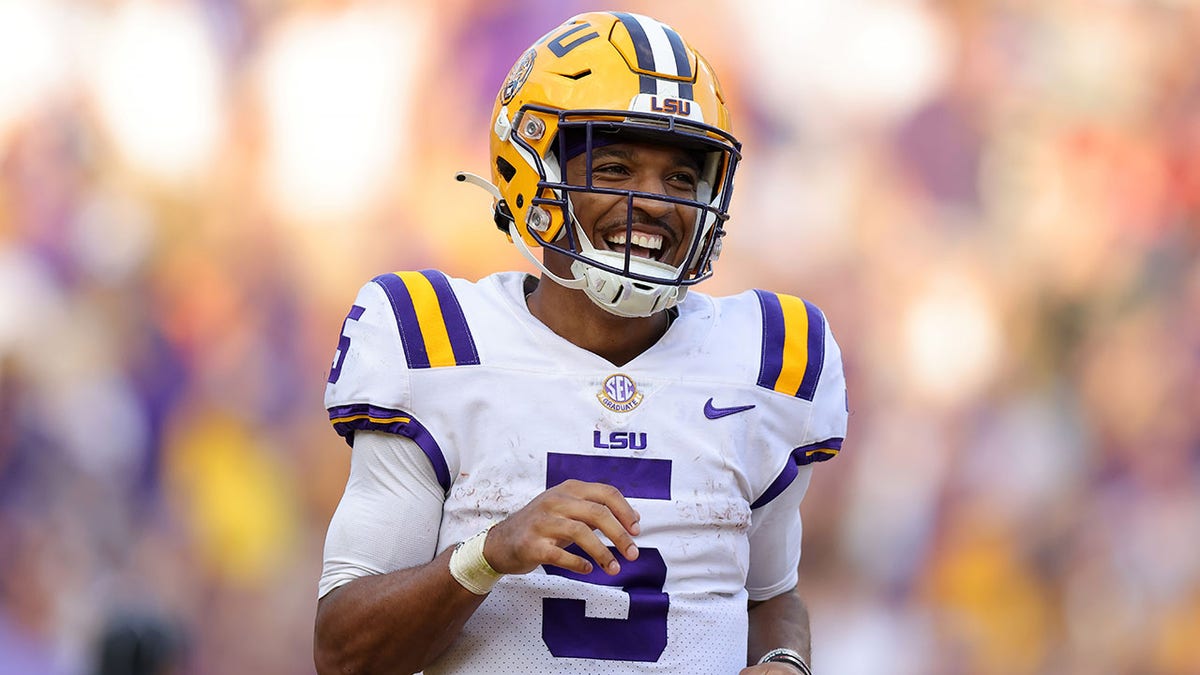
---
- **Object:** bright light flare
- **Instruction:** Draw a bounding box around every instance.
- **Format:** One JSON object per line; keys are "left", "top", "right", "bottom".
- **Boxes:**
{"left": 735, "top": 0, "right": 948, "bottom": 125}
{"left": 89, "top": 0, "right": 224, "bottom": 182}
{"left": 902, "top": 272, "right": 1003, "bottom": 405}
{"left": 259, "top": 5, "right": 425, "bottom": 224}
{"left": 0, "top": 0, "right": 70, "bottom": 144}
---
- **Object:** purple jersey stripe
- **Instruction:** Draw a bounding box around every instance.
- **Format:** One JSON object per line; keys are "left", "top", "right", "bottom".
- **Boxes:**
{"left": 546, "top": 452, "right": 672, "bottom": 500}
{"left": 750, "top": 456, "right": 799, "bottom": 509}
{"left": 755, "top": 290, "right": 786, "bottom": 390}
{"left": 420, "top": 270, "right": 480, "bottom": 366}
{"left": 327, "top": 403, "right": 451, "bottom": 492}
{"left": 795, "top": 300, "right": 826, "bottom": 401}
{"left": 793, "top": 437, "right": 843, "bottom": 466}
{"left": 372, "top": 273, "right": 429, "bottom": 369}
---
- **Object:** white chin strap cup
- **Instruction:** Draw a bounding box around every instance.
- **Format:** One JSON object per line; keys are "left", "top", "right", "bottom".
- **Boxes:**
{"left": 571, "top": 251, "right": 685, "bottom": 318}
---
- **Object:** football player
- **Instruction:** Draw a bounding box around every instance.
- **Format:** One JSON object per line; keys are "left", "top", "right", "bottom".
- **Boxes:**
{"left": 315, "top": 11, "right": 845, "bottom": 675}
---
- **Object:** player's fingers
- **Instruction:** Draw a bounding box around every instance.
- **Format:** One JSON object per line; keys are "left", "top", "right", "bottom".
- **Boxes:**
{"left": 558, "top": 480, "right": 642, "bottom": 536}
{"left": 559, "top": 520, "right": 624, "bottom": 575}
{"left": 558, "top": 500, "right": 639, "bottom": 563}
{"left": 540, "top": 541, "right": 596, "bottom": 575}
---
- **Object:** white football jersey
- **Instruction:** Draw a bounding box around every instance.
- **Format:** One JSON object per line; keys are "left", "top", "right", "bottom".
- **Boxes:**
{"left": 324, "top": 270, "right": 847, "bottom": 674}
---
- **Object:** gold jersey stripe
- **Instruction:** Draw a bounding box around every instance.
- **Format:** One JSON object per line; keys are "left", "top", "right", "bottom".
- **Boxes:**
{"left": 773, "top": 294, "right": 811, "bottom": 396}
{"left": 397, "top": 271, "right": 457, "bottom": 368}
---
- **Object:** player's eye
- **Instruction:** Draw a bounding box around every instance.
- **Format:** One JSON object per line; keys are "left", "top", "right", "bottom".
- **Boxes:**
{"left": 668, "top": 171, "right": 697, "bottom": 186}
{"left": 591, "top": 163, "right": 630, "bottom": 176}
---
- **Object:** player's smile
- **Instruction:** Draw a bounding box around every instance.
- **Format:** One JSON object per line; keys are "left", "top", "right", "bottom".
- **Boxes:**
{"left": 600, "top": 223, "right": 674, "bottom": 264}
{"left": 566, "top": 141, "right": 702, "bottom": 270}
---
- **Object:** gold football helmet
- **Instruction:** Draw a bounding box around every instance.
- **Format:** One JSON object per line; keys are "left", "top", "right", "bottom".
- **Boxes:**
{"left": 460, "top": 11, "right": 741, "bottom": 317}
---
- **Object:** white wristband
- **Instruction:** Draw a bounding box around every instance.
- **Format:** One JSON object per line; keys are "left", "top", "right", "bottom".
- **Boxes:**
{"left": 449, "top": 526, "right": 502, "bottom": 595}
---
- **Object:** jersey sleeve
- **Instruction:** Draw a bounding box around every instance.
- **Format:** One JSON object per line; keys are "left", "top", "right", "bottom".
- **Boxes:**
{"left": 746, "top": 292, "right": 848, "bottom": 509}
{"left": 324, "top": 277, "right": 414, "bottom": 434}
{"left": 745, "top": 466, "right": 813, "bottom": 600}
{"left": 795, "top": 307, "right": 848, "bottom": 465}
{"left": 318, "top": 431, "right": 445, "bottom": 598}
{"left": 323, "top": 270, "right": 481, "bottom": 494}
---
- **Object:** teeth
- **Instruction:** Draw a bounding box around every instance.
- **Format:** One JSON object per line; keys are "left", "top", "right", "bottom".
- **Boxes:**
{"left": 606, "top": 231, "right": 663, "bottom": 250}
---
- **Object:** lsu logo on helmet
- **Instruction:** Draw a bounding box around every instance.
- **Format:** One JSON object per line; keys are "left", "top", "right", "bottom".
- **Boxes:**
{"left": 500, "top": 48, "right": 536, "bottom": 104}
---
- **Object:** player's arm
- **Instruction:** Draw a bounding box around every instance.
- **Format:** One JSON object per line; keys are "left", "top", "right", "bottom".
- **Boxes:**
{"left": 745, "top": 590, "right": 812, "bottom": 673}
{"left": 313, "top": 432, "right": 642, "bottom": 675}
{"left": 313, "top": 430, "right": 475, "bottom": 674}
{"left": 740, "top": 466, "right": 815, "bottom": 674}
{"left": 315, "top": 546, "right": 485, "bottom": 675}
{"left": 739, "top": 296, "right": 846, "bottom": 674}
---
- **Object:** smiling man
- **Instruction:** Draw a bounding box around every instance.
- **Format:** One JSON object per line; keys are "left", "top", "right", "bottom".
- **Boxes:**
{"left": 314, "top": 11, "right": 847, "bottom": 675}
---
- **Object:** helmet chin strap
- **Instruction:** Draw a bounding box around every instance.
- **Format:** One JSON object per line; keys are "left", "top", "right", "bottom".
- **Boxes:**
{"left": 508, "top": 218, "right": 589, "bottom": 290}
{"left": 512, "top": 211, "right": 685, "bottom": 318}
{"left": 454, "top": 171, "right": 502, "bottom": 200}
{"left": 568, "top": 221, "right": 686, "bottom": 318}
{"left": 455, "top": 171, "right": 586, "bottom": 290}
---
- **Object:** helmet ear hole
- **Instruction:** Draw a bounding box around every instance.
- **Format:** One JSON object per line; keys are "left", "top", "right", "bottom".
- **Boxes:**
{"left": 496, "top": 157, "right": 517, "bottom": 183}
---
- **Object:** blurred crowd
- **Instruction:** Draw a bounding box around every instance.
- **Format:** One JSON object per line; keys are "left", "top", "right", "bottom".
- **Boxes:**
{"left": 0, "top": 1, "right": 1197, "bottom": 674}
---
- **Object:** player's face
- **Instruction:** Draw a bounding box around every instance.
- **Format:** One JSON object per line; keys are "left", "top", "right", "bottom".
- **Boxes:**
{"left": 563, "top": 141, "right": 702, "bottom": 270}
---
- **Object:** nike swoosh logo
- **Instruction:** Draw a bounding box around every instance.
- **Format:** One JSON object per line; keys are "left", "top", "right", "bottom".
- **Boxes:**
{"left": 704, "top": 398, "right": 756, "bottom": 419}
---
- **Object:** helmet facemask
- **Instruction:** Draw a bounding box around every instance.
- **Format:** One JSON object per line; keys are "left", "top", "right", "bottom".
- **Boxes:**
{"left": 508, "top": 108, "right": 739, "bottom": 317}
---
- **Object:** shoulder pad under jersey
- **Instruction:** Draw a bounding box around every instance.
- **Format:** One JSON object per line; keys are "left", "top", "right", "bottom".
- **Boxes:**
{"left": 323, "top": 270, "right": 480, "bottom": 449}
{"left": 752, "top": 290, "right": 848, "bottom": 465}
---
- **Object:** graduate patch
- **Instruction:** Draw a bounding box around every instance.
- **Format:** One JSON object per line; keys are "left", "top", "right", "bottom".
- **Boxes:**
{"left": 598, "top": 373, "right": 643, "bottom": 413}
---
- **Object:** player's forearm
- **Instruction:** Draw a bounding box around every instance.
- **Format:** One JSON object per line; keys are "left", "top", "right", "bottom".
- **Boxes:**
{"left": 747, "top": 587, "right": 811, "bottom": 666}
{"left": 313, "top": 546, "right": 485, "bottom": 675}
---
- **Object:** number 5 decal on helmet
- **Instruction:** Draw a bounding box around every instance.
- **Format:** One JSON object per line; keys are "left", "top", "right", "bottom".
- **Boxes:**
{"left": 543, "top": 22, "right": 599, "bottom": 57}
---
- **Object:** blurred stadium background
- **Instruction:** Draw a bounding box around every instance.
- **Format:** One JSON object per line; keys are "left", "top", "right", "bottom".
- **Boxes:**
{"left": 0, "top": 0, "right": 1197, "bottom": 673}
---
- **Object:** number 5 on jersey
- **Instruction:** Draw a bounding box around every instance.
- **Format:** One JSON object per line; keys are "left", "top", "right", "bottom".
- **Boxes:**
{"left": 542, "top": 452, "right": 672, "bottom": 662}
{"left": 328, "top": 305, "right": 365, "bottom": 384}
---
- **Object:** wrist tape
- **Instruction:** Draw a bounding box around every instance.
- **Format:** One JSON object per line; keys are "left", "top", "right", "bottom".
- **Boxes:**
{"left": 449, "top": 526, "right": 502, "bottom": 595}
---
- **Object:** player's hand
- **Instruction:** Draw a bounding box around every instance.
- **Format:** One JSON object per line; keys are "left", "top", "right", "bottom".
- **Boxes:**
{"left": 483, "top": 479, "right": 641, "bottom": 576}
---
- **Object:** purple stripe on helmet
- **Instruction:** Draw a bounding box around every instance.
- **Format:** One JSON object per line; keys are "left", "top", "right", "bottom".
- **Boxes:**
{"left": 795, "top": 300, "right": 826, "bottom": 401}
{"left": 612, "top": 12, "right": 657, "bottom": 95}
{"left": 750, "top": 456, "right": 799, "bottom": 509}
{"left": 372, "top": 273, "right": 428, "bottom": 369}
{"left": 663, "top": 26, "right": 694, "bottom": 100}
{"left": 793, "top": 437, "right": 843, "bottom": 467}
{"left": 546, "top": 452, "right": 671, "bottom": 500}
{"left": 419, "top": 270, "right": 480, "bottom": 366}
{"left": 327, "top": 403, "right": 451, "bottom": 492}
{"left": 755, "top": 290, "right": 785, "bottom": 390}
